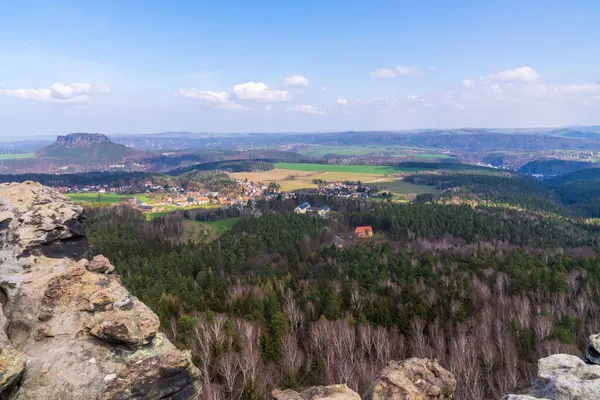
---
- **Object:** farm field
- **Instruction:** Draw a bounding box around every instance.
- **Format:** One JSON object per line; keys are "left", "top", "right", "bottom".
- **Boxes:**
{"left": 67, "top": 193, "right": 151, "bottom": 203}
{"left": 0, "top": 153, "right": 36, "bottom": 160}
{"left": 274, "top": 162, "right": 422, "bottom": 174}
{"left": 233, "top": 164, "right": 437, "bottom": 194}
{"left": 181, "top": 218, "right": 240, "bottom": 242}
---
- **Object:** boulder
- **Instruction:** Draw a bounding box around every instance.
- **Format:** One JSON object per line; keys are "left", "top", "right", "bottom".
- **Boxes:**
{"left": 86, "top": 255, "right": 115, "bottom": 274}
{"left": 586, "top": 333, "right": 600, "bottom": 365}
{"left": 364, "top": 358, "right": 456, "bottom": 400}
{"left": 532, "top": 354, "right": 600, "bottom": 399}
{"left": 0, "top": 182, "right": 201, "bottom": 399}
{"left": 272, "top": 384, "right": 361, "bottom": 400}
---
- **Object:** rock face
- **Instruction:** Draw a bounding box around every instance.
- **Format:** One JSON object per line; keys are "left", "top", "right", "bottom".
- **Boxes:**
{"left": 0, "top": 182, "right": 200, "bottom": 399}
{"left": 364, "top": 358, "right": 457, "bottom": 400}
{"left": 272, "top": 384, "right": 361, "bottom": 400}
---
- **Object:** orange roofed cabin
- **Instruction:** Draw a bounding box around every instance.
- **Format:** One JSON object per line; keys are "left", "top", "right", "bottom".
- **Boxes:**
{"left": 355, "top": 226, "right": 373, "bottom": 238}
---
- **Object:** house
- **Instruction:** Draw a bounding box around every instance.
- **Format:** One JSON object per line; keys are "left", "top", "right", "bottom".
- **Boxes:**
{"left": 294, "top": 202, "right": 311, "bottom": 214}
{"left": 318, "top": 205, "right": 330, "bottom": 217}
{"left": 355, "top": 226, "right": 373, "bottom": 238}
{"left": 196, "top": 197, "right": 209, "bottom": 205}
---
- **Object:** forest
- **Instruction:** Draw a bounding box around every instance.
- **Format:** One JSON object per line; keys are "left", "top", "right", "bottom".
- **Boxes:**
{"left": 83, "top": 181, "right": 600, "bottom": 399}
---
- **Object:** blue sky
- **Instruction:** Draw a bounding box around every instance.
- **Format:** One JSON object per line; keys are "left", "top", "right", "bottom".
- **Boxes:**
{"left": 0, "top": 0, "right": 599, "bottom": 136}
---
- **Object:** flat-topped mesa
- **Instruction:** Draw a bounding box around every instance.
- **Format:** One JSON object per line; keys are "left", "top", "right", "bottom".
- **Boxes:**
{"left": 56, "top": 133, "right": 111, "bottom": 145}
{"left": 0, "top": 182, "right": 201, "bottom": 399}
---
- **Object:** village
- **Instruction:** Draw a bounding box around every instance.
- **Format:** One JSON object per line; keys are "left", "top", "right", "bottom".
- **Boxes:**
{"left": 59, "top": 177, "right": 381, "bottom": 213}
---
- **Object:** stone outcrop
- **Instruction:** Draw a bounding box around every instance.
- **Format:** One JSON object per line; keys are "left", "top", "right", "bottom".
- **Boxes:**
{"left": 272, "top": 358, "right": 456, "bottom": 400}
{"left": 364, "top": 358, "right": 457, "bottom": 400}
{"left": 508, "top": 333, "right": 600, "bottom": 399}
{"left": 272, "top": 384, "right": 361, "bottom": 400}
{"left": 0, "top": 182, "right": 200, "bottom": 399}
{"left": 586, "top": 333, "right": 600, "bottom": 365}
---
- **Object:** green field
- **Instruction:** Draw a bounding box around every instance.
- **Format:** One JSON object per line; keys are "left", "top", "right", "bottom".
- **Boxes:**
{"left": 0, "top": 153, "right": 36, "bottom": 160}
{"left": 67, "top": 193, "right": 151, "bottom": 203}
{"left": 274, "top": 163, "right": 421, "bottom": 174}
{"left": 298, "top": 146, "right": 455, "bottom": 160}
{"left": 182, "top": 218, "right": 240, "bottom": 242}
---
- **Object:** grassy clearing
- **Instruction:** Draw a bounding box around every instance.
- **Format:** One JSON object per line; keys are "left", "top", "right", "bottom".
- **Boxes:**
{"left": 274, "top": 163, "right": 421, "bottom": 174}
{"left": 182, "top": 218, "right": 240, "bottom": 242}
{"left": 67, "top": 193, "right": 151, "bottom": 204}
{"left": 0, "top": 153, "right": 36, "bottom": 160}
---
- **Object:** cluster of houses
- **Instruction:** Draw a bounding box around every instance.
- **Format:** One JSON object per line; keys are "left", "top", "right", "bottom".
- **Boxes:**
{"left": 316, "top": 182, "right": 376, "bottom": 199}
{"left": 294, "top": 202, "right": 331, "bottom": 217}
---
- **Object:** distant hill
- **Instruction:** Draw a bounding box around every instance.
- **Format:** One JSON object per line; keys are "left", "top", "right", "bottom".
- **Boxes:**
{"left": 37, "top": 133, "right": 139, "bottom": 167}
{"left": 549, "top": 128, "right": 600, "bottom": 140}
{"left": 518, "top": 159, "right": 595, "bottom": 176}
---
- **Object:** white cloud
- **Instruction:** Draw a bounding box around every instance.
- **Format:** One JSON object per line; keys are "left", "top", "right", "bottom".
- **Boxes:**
{"left": 320, "top": 87, "right": 330, "bottom": 92}
{"left": 395, "top": 66, "right": 423, "bottom": 76}
{"left": 295, "top": 104, "right": 327, "bottom": 116}
{"left": 408, "top": 94, "right": 425, "bottom": 102}
{"left": 557, "top": 83, "right": 600, "bottom": 95}
{"left": 284, "top": 75, "right": 309, "bottom": 88}
{"left": 336, "top": 98, "right": 348, "bottom": 107}
{"left": 174, "top": 89, "right": 243, "bottom": 109}
{"left": 487, "top": 66, "right": 540, "bottom": 83}
{"left": 371, "top": 68, "right": 397, "bottom": 78}
{"left": 0, "top": 82, "right": 108, "bottom": 104}
{"left": 462, "top": 79, "right": 474, "bottom": 88}
{"left": 233, "top": 82, "right": 290, "bottom": 103}
{"left": 372, "top": 66, "right": 423, "bottom": 78}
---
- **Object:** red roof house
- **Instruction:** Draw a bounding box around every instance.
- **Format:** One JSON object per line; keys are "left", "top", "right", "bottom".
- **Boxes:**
{"left": 355, "top": 226, "right": 373, "bottom": 238}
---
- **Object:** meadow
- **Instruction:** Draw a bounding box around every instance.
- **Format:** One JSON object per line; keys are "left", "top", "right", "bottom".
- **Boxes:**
{"left": 233, "top": 163, "right": 438, "bottom": 195}
{"left": 181, "top": 218, "right": 240, "bottom": 242}
{"left": 0, "top": 153, "right": 36, "bottom": 160}
{"left": 66, "top": 192, "right": 151, "bottom": 203}
{"left": 274, "top": 162, "right": 421, "bottom": 174}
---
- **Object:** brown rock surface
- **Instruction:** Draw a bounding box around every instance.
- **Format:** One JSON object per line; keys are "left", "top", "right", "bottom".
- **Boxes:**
{"left": 272, "top": 384, "right": 361, "bottom": 399}
{"left": 0, "top": 182, "right": 201, "bottom": 399}
{"left": 364, "top": 358, "right": 457, "bottom": 400}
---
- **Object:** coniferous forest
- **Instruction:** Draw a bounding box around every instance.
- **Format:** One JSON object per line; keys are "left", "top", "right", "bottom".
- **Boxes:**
{"left": 84, "top": 173, "right": 600, "bottom": 399}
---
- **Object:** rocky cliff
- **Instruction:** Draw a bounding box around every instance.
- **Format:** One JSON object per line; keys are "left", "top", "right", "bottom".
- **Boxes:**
{"left": 0, "top": 182, "right": 200, "bottom": 399}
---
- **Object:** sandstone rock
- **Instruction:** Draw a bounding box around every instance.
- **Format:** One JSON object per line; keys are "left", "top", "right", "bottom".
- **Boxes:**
{"left": 586, "top": 333, "right": 600, "bottom": 365}
{"left": 87, "top": 311, "right": 159, "bottom": 347}
{"left": 272, "top": 384, "right": 361, "bottom": 400}
{"left": 504, "top": 395, "right": 550, "bottom": 400}
{"left": 364, "top": 358, "right": 456, "bottom": 400}
{"left": 0, "top": 182, "right": 201, "bottom": 399}
{"left": 0, "top": 305, "right": 26, "bottom": 397}
{"left": 86, "top": 255, "right": 115, "bottom": 274}
{"left": 532, "top": 354, "right": 600, "bottom": 399}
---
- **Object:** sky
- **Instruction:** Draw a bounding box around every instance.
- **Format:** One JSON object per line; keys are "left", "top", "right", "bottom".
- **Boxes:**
{"left": 0, "top": 0, "right": 599, "bottom": 136}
